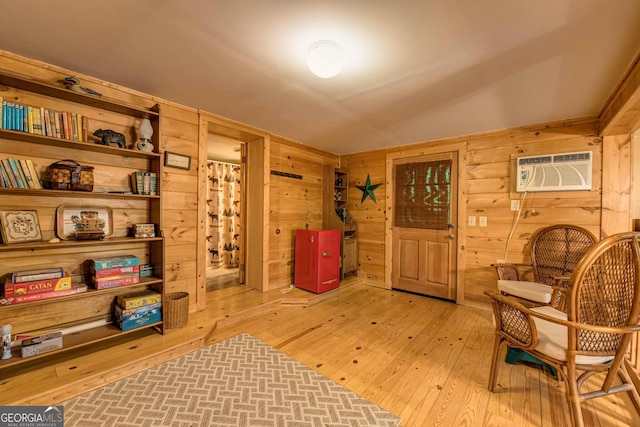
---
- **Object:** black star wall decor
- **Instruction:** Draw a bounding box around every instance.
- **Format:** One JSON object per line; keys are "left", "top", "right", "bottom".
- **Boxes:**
{"left": 356, "top": 174, "right": 382, "bottom": 203}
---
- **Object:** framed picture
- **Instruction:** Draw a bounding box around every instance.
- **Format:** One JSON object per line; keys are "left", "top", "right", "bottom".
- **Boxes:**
{"left": 164, "top": 151, "right": 191, "bottom": 170}
{"left": 0, "top": 210, "right": 42, "bottom": 244}
{"left": 56, "top": 205, "right": 113, "bottom": 240}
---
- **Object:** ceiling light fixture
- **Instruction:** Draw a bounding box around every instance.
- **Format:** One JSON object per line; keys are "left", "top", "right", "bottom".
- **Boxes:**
{"left": 307, "top": 40, "right": 345, "bottom": 78}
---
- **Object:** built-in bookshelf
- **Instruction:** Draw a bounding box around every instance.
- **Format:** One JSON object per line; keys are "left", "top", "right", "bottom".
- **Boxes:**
{"left": 0, "top": 69, "right": 165, "bottom": 370}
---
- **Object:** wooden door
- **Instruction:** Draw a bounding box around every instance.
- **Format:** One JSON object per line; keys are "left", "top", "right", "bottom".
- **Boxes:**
{"left": 391, "top": 152, "right": 457, "bottom": 300}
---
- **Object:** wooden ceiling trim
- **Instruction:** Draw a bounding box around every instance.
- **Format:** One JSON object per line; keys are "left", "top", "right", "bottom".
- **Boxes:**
{"left": 599, "top": 51, "right": 640, "bottom": 136}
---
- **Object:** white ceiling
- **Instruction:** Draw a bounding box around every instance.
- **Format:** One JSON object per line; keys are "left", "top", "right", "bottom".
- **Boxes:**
{"left": 1, "top": 1, "right": 639, "bottom": 155}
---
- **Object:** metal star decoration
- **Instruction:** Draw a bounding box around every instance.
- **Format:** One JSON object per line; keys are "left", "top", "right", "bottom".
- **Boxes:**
{"left": 356, "top": 174, "right": 382, "bottom": 203}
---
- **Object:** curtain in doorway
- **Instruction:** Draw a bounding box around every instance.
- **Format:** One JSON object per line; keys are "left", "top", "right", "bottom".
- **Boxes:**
{"left": 206, "top": 162, "right": 241, "bottom": 268}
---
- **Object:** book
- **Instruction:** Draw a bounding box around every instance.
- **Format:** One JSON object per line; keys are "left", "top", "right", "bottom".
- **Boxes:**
{"left": 19, "top": 159, "right": 36, "bottom": 189}
{"left": 66, "top": 112, "right": 73, "bottom": 140}
{"left": 4, "top": 275, "right": 72, "bottom": 298}
{"left": 1, "top": 99, "right": 6, "bottom": 129}
{"left": 1, "top": 159, "right": 18, "bottom": 188}
{"left": 131, "top": 171, "right": 144, "bottom": 194}
{"left": 93, "top": 265, "right": 140, "bottom": 279}
{"left": 12, "top": 158, "right": 29, "bottom": 188}
{"left": 0, "top": 283, "right": 88, "bottom": 306}
{"left": 26, "top": 159, "right": 42, "bottom": 189}
{"left": 19, "top": 104, "right": 27, "bottom": 132}
{"left": 71, "top": 113, "right": 78, "bottom": 141}
{"left": 143, "top": 172, "right": 151, "bottom": 195}
{"left": 54, "top": 111, "right": 62, "bottom": 138}
{"left": 150, "top": 172, "right": 157, "bottom": 195}
{"left": 12, "top": 267, "right": 64, "bottom": 283}
{"left": 91, "top": 275, "right": 140, "bottom": 290}
{"left": 7, "top": 158, "right": 26, "bottom": 188}
{"left": 0, "top": 163, "right": 8, "bottom": 187}
{"left": 0, "top": 96, "right": 3, "bottom": 129}
{"left": 81, "top": 114, "right": 88, "bottom": 142}
{"left": 0, "top": 163, "right": 7, "bottom": 187}
{"left": 27, "top": 106, "right": 34, "bottom": 133}
{"left": 40, "top": 107, "right": 48, "bottom": 136}
{"left": 48, "top": 109, "right": 57, "bottom": 138}
{"left": 91, "top": 255, "right": 139, "bottom": 270}
{"left": 60, "top": 112, "right": 68, "bottom": 139}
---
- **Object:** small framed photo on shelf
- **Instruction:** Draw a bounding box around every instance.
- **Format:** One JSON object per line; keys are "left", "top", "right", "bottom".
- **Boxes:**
{"left": 164, "top": 151, "right": 191, "bottom": 170}
{"left": 0, "top": 210, "right": 42, "bottom": 244}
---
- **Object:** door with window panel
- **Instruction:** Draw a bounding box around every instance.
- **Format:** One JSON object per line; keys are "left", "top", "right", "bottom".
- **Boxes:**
{"left": 391, "top": 152, "right": 457, "bottom": 300}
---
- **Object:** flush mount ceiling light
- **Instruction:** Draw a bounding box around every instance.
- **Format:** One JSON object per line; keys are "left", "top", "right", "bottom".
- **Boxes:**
{"left": 307, "top": 40, "right": 345, "bottom": 78}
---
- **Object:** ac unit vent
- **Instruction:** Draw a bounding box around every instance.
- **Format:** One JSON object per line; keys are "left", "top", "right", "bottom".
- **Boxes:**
{"left": 516, "top": 151, "right": 592, "bottom": 193}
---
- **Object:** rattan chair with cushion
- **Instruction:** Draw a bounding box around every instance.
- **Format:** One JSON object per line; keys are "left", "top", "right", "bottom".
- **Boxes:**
{"left": 486, "top": 232, "right": 640, "bottom": 427}
{"left": 496, "top": 224, "right": 597, "bottom": 311}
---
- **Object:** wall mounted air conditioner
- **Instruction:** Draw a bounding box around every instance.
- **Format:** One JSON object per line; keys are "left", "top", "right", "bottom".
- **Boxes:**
{"left": 516, "top": 151, "right": 592, "bottom": 193}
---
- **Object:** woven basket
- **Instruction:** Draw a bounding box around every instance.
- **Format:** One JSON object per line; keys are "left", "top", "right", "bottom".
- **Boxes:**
{"left": 165, "top": 292, "right": 189, "bottom": 329}
{"left": 44, "top": 159, "right": 94, "bottom": 191}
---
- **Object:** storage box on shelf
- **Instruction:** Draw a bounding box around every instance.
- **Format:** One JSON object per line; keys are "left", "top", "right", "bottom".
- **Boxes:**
{"left": 323, "top": 165, "right": 358, "bottom": 279}
{"left": 0, "top": 69, "right": 165, "bottom": 370}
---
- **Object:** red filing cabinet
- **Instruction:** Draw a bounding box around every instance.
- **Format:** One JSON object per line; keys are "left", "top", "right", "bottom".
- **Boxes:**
{"left": 294, "top": 229, "right": 341, "bottom": 293}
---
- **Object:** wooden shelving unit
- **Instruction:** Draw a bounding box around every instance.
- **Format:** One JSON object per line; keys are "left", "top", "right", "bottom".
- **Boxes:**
{"left": 0, "top": 70, "right": 165, "bottom": 370}
{"left": 323, "top": 165, "right": 357, "bottom": 279}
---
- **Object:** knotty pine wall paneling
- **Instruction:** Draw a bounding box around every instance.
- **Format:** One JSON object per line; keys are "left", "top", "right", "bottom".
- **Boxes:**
{"left": 159, "top": 106, "right": 200, "bottom": 311}
{"left": 341, "top": 151, "right": 387, "bottom": 287}
{"left": 341, "top": 118, "right": 604, "bottom": 304}
{"left": 268, "top": 136, "right": 338, "bottom": 290}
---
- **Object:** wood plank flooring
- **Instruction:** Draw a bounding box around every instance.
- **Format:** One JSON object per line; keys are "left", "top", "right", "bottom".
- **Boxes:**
{"left": 1, "top": 278, "right": 639, "bottom": 426}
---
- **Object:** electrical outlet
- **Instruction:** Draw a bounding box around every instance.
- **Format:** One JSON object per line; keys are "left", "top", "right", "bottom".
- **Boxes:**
{"left": 468, "top": 216, "right": 476, "bottom": 227}
{"left": 510, "top": 200, "right": 520, "bottom": 211}
{"left": 479, "top": 216, "right": 487, "bottom": 227}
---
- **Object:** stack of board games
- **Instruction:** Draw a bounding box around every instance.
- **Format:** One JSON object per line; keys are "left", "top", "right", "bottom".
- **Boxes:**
{"left": 90, "top": 255, "right": 141, "bottom": 290}
{"left": 1, "top": 267, "right": 88, "bottom": 306}
{"left": 114, "top": 290, "right": 162, "bottom": 331}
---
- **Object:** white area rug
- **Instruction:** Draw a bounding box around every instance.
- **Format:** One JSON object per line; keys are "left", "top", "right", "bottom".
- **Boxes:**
{"left": 63, "top": 333, "right": 401, "bottom": 426}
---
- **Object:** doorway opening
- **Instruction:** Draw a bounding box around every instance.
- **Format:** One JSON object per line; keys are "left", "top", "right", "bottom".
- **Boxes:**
{"left": 206, "top": 133, "right": 244, "bottom": 292}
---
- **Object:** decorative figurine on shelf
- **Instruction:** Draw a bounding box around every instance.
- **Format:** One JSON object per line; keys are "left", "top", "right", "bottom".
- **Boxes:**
{"left": 62, "top": 76, "right": 103, "bottom": 97}
{"left": 135, "top": 113, "right": 155, "bottom": 152}
{"left": 93, "top": 129, "right": 126, "bottom": 148}
{"left": 1, "top": 324, "right": 12, "bottom": 360}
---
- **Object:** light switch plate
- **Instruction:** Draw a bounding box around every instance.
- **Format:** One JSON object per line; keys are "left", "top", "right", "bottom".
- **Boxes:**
{"left": 468, "top": 216, "right": 476, "bottom": 227}
{"left": 479, "top": 216, "right": 487, "bottom": 227}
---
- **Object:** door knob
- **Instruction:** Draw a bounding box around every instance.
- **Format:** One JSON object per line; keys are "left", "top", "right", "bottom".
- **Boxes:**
{"left": 447, "top": 234, "right": 455, "bottom": 239}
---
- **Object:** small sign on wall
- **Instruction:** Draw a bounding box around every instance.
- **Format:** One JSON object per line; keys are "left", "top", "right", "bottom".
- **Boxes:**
{"left": 164, "top": 152, "right": 191, "bottom": 170}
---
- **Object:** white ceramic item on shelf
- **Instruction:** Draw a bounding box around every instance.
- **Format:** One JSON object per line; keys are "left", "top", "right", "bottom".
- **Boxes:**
{"left": 136, "top": 140, "right": 155, "bottom": 152}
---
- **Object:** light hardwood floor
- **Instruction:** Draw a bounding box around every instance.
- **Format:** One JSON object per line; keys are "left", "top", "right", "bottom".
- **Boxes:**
{"left": 2, "top": 278, "right": 639, "bottom": 426}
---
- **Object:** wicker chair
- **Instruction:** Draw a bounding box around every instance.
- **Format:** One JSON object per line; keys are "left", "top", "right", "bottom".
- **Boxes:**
{"left": 496, "top": 224, "right": 597, "bottom": 311}
{"left": 486, "top": 232, "right": 640, "bottom": 427}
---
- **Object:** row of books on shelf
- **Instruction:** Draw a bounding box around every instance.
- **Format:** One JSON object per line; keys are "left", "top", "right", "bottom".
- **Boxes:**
{"left": 0, "top": 157, "right": 42, "bottom": 189}
{"left": 1, "top": 257, "right": 152, "bottom": 305}
{"left": 131, "top": 171, "right": 158, "bottom": 195}
{"left": 0, "top": 97, "right": 88, "bottom": 142}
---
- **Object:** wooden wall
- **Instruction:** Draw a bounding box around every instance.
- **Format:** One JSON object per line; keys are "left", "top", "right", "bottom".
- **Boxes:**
{"left": 342, "top": 118, "right": 609, "bottom": 304}
{"left": 267, "top": 135, "right": 338, "bottom": 291}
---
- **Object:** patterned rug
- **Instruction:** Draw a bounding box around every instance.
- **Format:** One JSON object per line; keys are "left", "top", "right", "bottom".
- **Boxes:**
{"left": 63, "top": 333, "right": 401, "bottom": 426}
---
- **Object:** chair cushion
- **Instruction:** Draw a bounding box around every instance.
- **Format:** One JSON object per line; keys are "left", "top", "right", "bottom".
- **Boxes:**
{"left": 531, "top": 306, "right": 614, "bottom": 365}
{"left": 497, "top": 280, "right": 553, "bottom": 304}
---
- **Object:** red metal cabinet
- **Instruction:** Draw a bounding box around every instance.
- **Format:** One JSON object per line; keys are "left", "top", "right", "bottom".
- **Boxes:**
{"left": 294, "top": 229, "right": 340, "bottom": 293}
